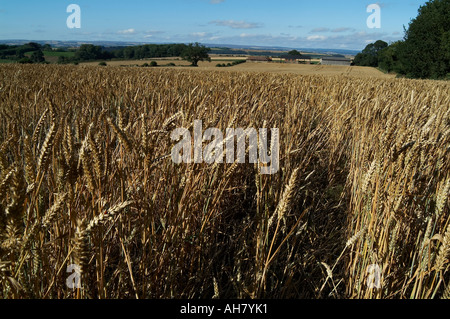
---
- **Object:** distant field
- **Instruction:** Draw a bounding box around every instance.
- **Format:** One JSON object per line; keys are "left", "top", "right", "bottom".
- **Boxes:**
{"left": 43, "top": 51, "right": 75, "bottom": 63}
{"left": 1, "top": 54, "right": 393, "bottom": 78}
{"left": 80, "top": 58, "right": 394, "bottom": 79}
{"left": 24, "top": 50, "right": 75, "bottom": 58}
{"left": 21, "top": 50, "right": 76, "bottom": 63}
{"left": 43, "top": 50, "right": 75, "bottom": 57}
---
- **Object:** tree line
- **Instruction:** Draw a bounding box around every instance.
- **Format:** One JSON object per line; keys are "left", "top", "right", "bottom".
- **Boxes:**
{"left": 0, "top": 42, "right": 48, "bottom": 63}
{"left": 353, "top": 0, "right": 449, "bottom": 79}
{"left": 1, "top": 42, "right": 211, "bottom": 67}
{"left": 58, "top": 43, "right": 210, "bottom": 66}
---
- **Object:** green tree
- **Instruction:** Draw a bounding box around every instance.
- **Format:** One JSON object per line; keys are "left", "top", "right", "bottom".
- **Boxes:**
{"left": 75, "top": 44, "right": 104, "bottom": 61}
{"left": 181, "top": 43, "right": 211, "bottom": 67}
{"left": 58, "top": 56, "right": 69, "bottom": 64}
{"left": 123, "top": 46, "right": 135, "bottom": 59}
{"left": 398, "top": 0, "right": 450, "bottom": 78}
{"left": 353, "top": 40, "right": 388, "bottom": 67}
{"left": 378, "top": 41, "right": 403, "bottom": 73}
{"left": 18, "top": 57, "right": 33, "bottom": 64}
{"left": 288, "top": 50, "right": 302, "bottom": 56}
{"left": 30, "top": 50, "right": 45, "bottom": 63}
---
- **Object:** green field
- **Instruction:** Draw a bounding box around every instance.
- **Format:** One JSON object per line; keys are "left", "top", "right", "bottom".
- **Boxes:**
{"left": 24, "top": 50, "right": 75, "bottom": 57}
{"left": 42, "top": 50, "right": 75, "bottom": 57}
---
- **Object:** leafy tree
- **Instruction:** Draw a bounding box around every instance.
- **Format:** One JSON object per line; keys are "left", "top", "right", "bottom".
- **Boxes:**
{"left": 26, "top": 42, "right": 41, "bottom": 50}
{"left": 353, "top": 40, "right": 388, "bottom": 67}
{"left": 75, "top": 44, "right": 105, "bottom": 61}
{"left": 377, "top": 41, "right": 405, "bottom": 73}
{"left": 18, "top": 57, "right": 33, "bottom": 64}
{"left": 42, "top": 44, "right": 52, "bottom": 51}
{"left": 181, "top": 43, "right": 211, "bottom": 67}
{"left": 123, "top": 46, "right": 135, "bottom": 59}
{"left": 58, "top": 56, "right": 69, "bottom": 64}
{"left": 110, "top": 44, "right": 188, "bottom": 60}
{"left": 30, "top": 50, "right": 45, "bottom": 63}
{"left": 353, "top": 0, "right": 450, "bottom": 78}
{"left": 16, "top": 50, "right": 25, "bottom": 59}
{"left": 288, "top": 50, "right": 302, "bottom": 56}
{"left": 398, "top": 0, "right": 450, "bottom": 78}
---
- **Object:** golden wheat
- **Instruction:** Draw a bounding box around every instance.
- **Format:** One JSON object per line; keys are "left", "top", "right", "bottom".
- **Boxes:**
{"left": 0, "top": 64, "right": 449, "bottom": 299}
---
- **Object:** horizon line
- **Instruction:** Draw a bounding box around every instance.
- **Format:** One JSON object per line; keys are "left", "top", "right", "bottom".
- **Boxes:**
{"left": 0, "top": 38, "right": 364, "bottom": 53}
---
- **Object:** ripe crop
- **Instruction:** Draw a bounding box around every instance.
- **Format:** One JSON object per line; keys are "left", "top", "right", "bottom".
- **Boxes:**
{"left": 0, "top": 64, "right": 449, "bottom": 299}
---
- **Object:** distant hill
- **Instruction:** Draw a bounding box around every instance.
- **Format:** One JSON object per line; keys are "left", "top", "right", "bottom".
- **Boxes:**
{"left": 0, "top": 39, "right": 360, "bottom": 56}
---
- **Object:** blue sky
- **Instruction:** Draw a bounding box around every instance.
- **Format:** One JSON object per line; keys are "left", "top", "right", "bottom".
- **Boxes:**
{"left": 0, "top": 0, "right": 428, "bottom": 50}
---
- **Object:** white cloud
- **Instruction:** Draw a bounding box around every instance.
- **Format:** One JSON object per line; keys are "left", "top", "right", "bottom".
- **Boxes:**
{"left": 156, "top": 28, "right": 396, "bottom": 51}
{"left": 210, "top": 20, "right": 263, "bottom": 29}
{"left": 117, "top": 28, "right": 137, "bottom": 35}
{"left": 307, "top": 35, "right": 327, "bottom": 41}
{"left": 192, "top": 32, "right": 208, "bottom": 37}
{"left": 210, "top": 0, "right": 225, "bottom": 3}
{"left": 143, "top": 31, "right": 165, "bottom": 39}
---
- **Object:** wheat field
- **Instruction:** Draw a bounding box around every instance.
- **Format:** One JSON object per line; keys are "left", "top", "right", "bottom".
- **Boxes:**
{"left": 81, "top": 59, "right": 394, "bottom": 79}
{"left": 0, "top": 64, "right": 449, "bottom": 299}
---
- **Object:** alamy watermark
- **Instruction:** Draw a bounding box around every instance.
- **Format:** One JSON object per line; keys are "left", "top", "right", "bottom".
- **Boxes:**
{"left": 66, "top": 264, "right": 81, "bottom": 289}
{"left": 66, "top": 4, "right": 81, "bottom": 29}
{"left": 367, "top": 4, "right": 381, "bottom": 29}
{"left": 170, "top": 120, "right": 279, "bottom": 175}
{"left": 366, "top": 264, "right": 382, "bottom": 288}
